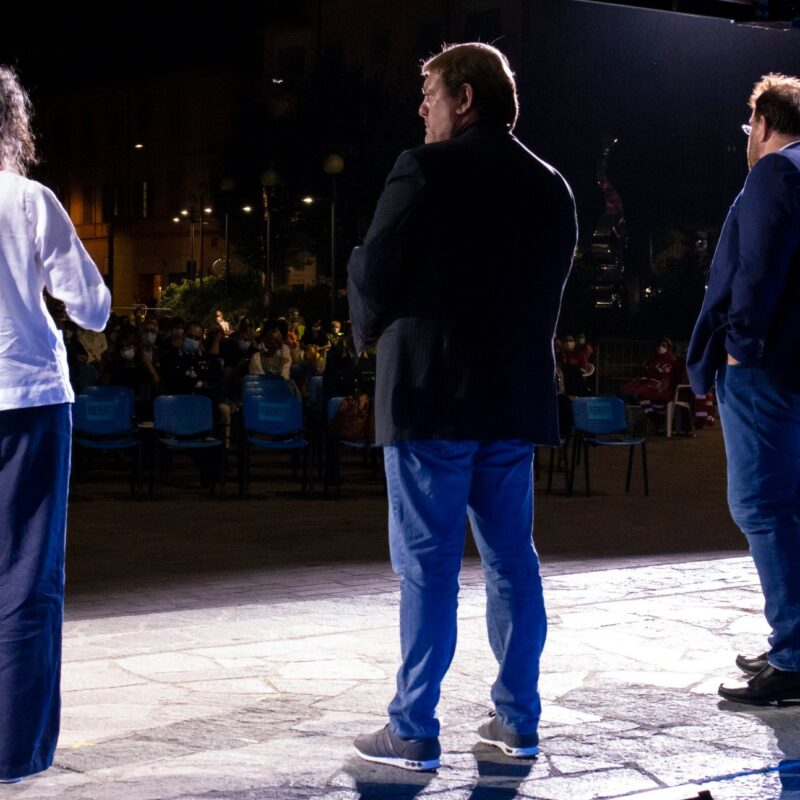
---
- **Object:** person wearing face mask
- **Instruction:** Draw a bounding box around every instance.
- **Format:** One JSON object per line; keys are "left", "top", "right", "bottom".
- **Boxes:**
{"left": 103, "top": 333, "right": 160, "bottom": 419}
{"left": 620, "top": 337, "right": 679, "bottom": 426}
{"left": 160, "top": 321, "right": 226, "bottom": 406}
{"left": 159, "top": 316, "right": 186, "bottom": 360}
{"left": 220, "top": 321, "right": 258, "bottom": 398}
{"left": 139, "top": 320, "right": 160, "bottom": 368}
{"left": 560, "top": 335, "right": 592, "bottom": 397}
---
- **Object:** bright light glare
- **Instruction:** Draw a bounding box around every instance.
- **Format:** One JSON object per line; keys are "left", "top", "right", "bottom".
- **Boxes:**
{"left": 242, "top": 205, "right": 253, "bottom": 213}
{"left": 180, "top": 209, "right": 189, "bottom": 217}
{"left": 302, "top": 196, "right": 314, "bottom": 205}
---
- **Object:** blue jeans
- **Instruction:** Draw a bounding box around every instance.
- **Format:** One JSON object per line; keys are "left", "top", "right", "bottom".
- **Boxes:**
{"left": 384, "top": 439, "right": 546, "bottom": 740}
{"left": 717, "top": 364, "right": 800, "bottom": 671}
{"left": 0, "top": 404, "right": 71, "bottom": 780}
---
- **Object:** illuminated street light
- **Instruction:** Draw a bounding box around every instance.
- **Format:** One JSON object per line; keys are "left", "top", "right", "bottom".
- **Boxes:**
{"left": 242, "top": 205, "right": 253, "bottom": 213}
{"left": 302, "top": 196, "right": 314, "bottom": 205}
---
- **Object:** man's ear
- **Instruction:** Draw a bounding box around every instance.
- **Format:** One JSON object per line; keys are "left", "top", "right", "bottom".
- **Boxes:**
{"left": 758, "top": 115, "right": 773, "bottom": 143}
{"left": 456, "top": 83, "right": 474, "bottom": 115}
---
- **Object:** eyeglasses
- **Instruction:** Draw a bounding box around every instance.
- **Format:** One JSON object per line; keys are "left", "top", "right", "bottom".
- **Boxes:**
{"left": 742, "top": 123, "right": 752, "bottom": 137}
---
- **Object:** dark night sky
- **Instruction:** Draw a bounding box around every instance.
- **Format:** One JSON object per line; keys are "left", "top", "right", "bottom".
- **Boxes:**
{"left": 2, "top": 1, "right": 799, "bottom": 257}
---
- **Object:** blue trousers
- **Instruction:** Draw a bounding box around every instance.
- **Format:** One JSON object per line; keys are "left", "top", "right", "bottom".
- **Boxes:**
{"left": 717, "top": 365, "right": 800, "bottom": 671}
{"left": 0, "top": 403, "right": 71, "bottom": 780}
{"left": 384, "top": 439, "right": 546, "bottom": 740}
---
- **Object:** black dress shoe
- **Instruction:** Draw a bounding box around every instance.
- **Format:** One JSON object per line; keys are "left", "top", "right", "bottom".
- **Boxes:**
{"left": 719, "top": 664, "right": 800, "bottom": 705}
{"left": 735, "top": 651, "right": 769, "bottom": 675}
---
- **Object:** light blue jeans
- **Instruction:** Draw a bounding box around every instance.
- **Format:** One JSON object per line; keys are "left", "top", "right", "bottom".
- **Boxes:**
{"left": 717, "top": 364, "right": 800, "bottom": 671}
{"left": 384, "top": 439, "right": 546, "bottom": 740}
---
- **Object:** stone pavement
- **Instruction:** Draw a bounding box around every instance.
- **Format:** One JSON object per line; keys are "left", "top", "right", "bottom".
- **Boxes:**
{"left": 6, "top": 427, "right": 799, "bottom": 799}
{"left": 6, "top": 554, "right": 800, "bottom": 800}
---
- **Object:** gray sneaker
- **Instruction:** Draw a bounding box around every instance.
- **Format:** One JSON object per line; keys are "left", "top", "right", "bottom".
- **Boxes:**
{"left": 477, "top": 712, "right": 539, "bottom": 758}
{"left": 354, "top": 725, "right": 441, "bottom": 771}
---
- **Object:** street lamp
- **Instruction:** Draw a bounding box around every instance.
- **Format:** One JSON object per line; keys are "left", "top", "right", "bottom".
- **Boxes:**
{"left": 323, "top": 153, "right": 345, "bottom": 320}
{"left": 261, "top": 169, "right": 279, "bottom": 302}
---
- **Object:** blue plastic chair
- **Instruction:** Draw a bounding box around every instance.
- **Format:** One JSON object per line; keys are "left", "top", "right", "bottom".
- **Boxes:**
{"left": 72, "top": 391, "right": 142, "bottom": 497}
{"left": 83, "top": 385, "right": 136, "bottom": 418}
{"left": 153, "top": 395, "right": 225, "bottom": 495}
{"left": 238, "top": 393, "right": 310, "bottom": 496}
{"left": 570, "top": 396, "right": 648, "bottom": 496}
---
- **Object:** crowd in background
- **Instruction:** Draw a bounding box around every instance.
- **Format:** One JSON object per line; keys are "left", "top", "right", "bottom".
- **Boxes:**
{"left": 47, "top": 297, "right": 376, "bottom": 444}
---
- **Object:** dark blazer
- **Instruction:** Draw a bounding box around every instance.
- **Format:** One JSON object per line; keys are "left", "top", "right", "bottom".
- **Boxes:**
{"left": 347, "top": 121, "right": 577, "bottom": 446}
{"left": 687, "top": 142, "right": 800, "bottom": 395}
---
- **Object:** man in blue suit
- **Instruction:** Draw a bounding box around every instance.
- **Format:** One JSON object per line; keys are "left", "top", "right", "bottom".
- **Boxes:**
{"left": 687, "top": 73, "right": 800, "bottom": 705}
{"left": 347, "top": 43, "right": 576, "bottom": 769}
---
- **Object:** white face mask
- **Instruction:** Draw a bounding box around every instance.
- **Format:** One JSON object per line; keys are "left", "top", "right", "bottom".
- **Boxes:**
{"left": 183, "top": 337, "right": 201, "bottom": 355}
{"left": 121, "top": 348, "right": 136, "bottom": 361}
{"left": 238, "top": 339, "right": 252, "bottom": 351}
{"left": 142, "top": 332, "right": 157, "bottom": 346}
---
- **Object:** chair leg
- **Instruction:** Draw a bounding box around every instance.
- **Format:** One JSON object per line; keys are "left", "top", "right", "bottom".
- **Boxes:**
{"left": 547, "top": 447, "right": 555, "bottom": 494}
{"left": 626, "top": 445, "right": 635, "bottom": 492}
{"left": 642, "top": 441, "right": 649, "bottom": 496}
{"left": 666, "top": 402, "right": 674, "bottom": 438}
{"left": 583, "top": 442, "right": 591, "bottom": 497}
{"left": 570, "top": 437, "right": 580, "bottom": 495}
{"left": 562, "top": 442, "right": 571, "bottom": 496}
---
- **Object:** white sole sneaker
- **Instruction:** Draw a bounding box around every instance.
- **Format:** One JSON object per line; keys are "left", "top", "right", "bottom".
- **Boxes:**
{"left": 354, "top": 747, "right": 440, "bottom": 771}
{"left": 478, "top": 732, "right": 539, "bottom": 758}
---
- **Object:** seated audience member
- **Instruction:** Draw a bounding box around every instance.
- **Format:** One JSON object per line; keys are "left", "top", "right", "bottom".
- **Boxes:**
{"left": 103, "top": 333, "right": 160, "bottom": 420}
{"left": 139, "top": 318, "right": 161, "bottom": 369}
{"left": 620, "top": 336, "right": 680, "bottom": 425}
{"left": 63, "top": 320, "right": 98, "bottom": 393}
{"left": 76, "top": 325, "right": 107, "bottom": 366}
{"left": 221, "top": 320, "right": 257, "bottom": 395}
{"left": 560, "top": 334, "right": 593, "bottom": 397}
{"left": 576, "top": 332, "right": 593, "bottom": 361}
{"left": 159, "top": 316, "right": 186, "bottom": 360}
{"left": 300, "top": 319, "right": 331, "bottom": 353}
{"left": 160, "top": 320, "right": 231, "bottom": 444}
{"left": 214, "top": 309, "right": 232, "bottom": 335}
{"left": 250, "top": 328, "right": 291, "bottom": 380}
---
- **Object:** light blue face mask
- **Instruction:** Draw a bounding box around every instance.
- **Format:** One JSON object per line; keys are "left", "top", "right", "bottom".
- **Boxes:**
{"left": 142, "top": 332, "right": 157, "bottom": 346}
{"left": 183, "top": 337, "right": 201, "bottom": 354}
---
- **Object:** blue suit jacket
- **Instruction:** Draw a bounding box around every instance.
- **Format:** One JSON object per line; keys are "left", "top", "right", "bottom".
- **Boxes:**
{"left": 687, "top": 142, "right": 800, "bottom": 395}
{"left": 346, "top": 121, "right": 577, "bottom": 446}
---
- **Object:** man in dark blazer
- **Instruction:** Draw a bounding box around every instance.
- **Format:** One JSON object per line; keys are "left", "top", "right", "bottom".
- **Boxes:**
{"left": 687, "top": 73, "right": 800, "bottom": 705}
{"left": 347, "top": 43, "right": 576, "bottom": 770}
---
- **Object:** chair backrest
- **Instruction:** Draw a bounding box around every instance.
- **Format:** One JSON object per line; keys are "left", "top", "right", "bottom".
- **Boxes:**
{"left": 572, "top": 396, "right": 628, "bottom": 435}
{"left": 243, "top": 394, "right": 303, "bottom": 435}
{"left": 154, "top": 395, "right": 214, "bottom": 437}
{"left": 327, "top": 396, "right": 344, "bottom": 422}
{"left": 73, "top": 392, "right": 134, "bottom": 436}
{"left": 241, "top": 379, "right": 293, "bottom": 398}
{"left": 242, "top": 373, "right": 284, "bottom": 386}
{"left": 83, "top": 385, "right": 135, "bottom": 415}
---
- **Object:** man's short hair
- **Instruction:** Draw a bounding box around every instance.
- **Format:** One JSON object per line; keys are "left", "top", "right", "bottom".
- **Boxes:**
{"left": 749, "top": 73, "right": 800, "bottom": 137}
{"left": 422, "top": 43, "right": 519, "bottom": 131}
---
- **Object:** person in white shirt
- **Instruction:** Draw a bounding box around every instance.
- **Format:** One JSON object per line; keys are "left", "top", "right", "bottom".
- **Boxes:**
{"left": 0, "top": 66, "right": 110, "bottom": 784}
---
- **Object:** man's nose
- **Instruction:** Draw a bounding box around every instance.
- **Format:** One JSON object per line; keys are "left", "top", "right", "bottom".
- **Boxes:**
{"left": 419, "top": 101, "right": 427, "bottom": 118}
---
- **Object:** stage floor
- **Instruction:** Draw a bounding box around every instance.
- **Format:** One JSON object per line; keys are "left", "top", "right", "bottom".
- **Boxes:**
{"left": 10, "top": 553, "right": 799, "bottom": 800}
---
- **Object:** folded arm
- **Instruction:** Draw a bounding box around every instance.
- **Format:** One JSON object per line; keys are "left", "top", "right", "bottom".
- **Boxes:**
{"left": 347, "top": 151, "right": 426, "bottom": 353}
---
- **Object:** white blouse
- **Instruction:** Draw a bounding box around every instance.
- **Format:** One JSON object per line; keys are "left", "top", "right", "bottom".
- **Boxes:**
{"left": 0, "top": 171, "right": 111, "bottom": 411}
